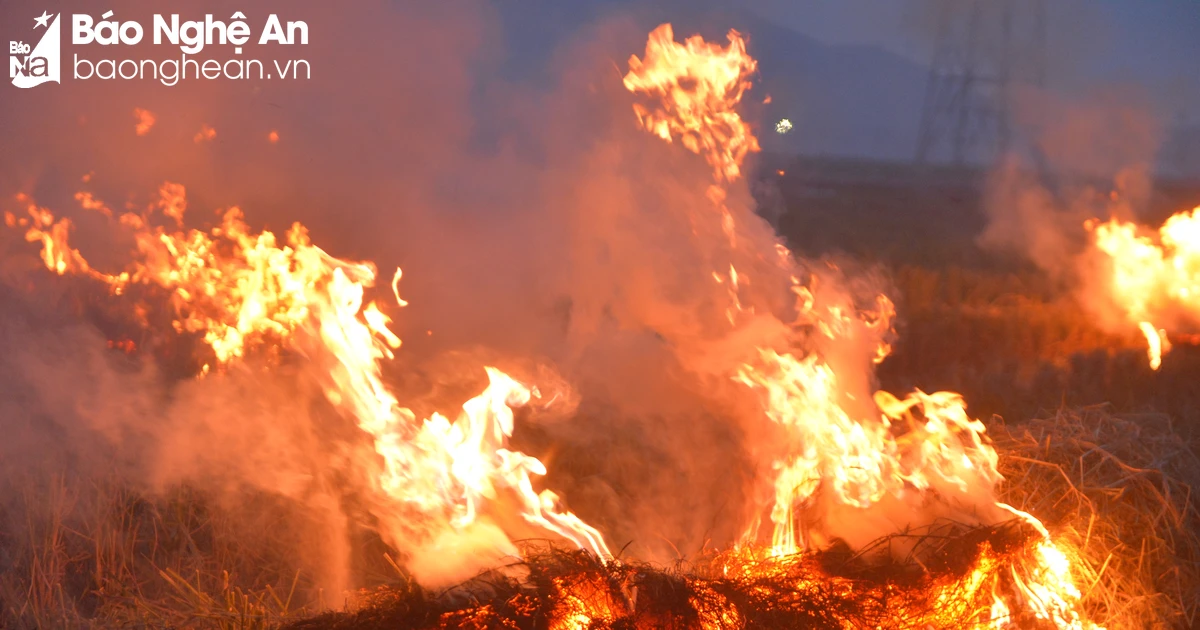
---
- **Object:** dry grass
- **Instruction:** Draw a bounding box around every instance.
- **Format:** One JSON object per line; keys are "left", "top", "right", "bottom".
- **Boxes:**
{"left": 4, "top": 199, "right": 1200, "bottom": 626}
{"left": 2, "top": 268, "right": 1197, "bottom": 628}
{"left": 1, "top": 404, "right": 1196, "bottom": 629}
{"left": 274, "top": 406, "right": 1200, "bottom": 630}
{"left": 880, "top": 263, "right": 1200, "bottom": 426}
{"left": 0, "top": 474, "right": 317, "bottom": 629}
{"left": 993, "top": 407, "right": 1200, "bottom": 629}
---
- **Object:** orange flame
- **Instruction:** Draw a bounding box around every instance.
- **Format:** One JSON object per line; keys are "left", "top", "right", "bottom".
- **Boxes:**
{"left": 625, "top": 23, "right": 1099, "bottom": 629}
{"left": 133, "top": 107, "right": 156, "bottom": 136}
{"left": 193, "top": 124, "right": 217, "bottom": 143}
{"left": 13, "top": 185, "right": 611, "bottom": 566}
{"left": 623, "top": 23, "right": 760, "bottom": 185}
{"left": 6, "top": 21, "right": 1109, "bottom": 628}
{"left": 1087, "top": 208, "right": 1200, "bottom": 369}
{"left": 74, "top": 191, "right": 112, "bottom": 217}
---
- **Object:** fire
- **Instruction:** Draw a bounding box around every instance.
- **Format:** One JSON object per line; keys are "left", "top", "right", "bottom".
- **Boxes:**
{"left": 1087, "top": 209, "right": 1200, "bottom": 369}
{"left": 1139, "top": 321, "right": 1169, "bottom": 370}
{"left": 22, "top": 198, "right": 97, "bottom": 277}
{"left": 549, "top": 574, "right": 628, "bottom": 630}
{"left": 1013, "top": 541, "right": 1093, "bottom": 629}
{"left": 625, "top": 23, "right": 1099, "bottom": 628}
{"left": 734, "top": 352, "right": 1002, "bottom": 555}
{"left": 74, "top": 191, "right": 112, "bottom": 217}
{"left": 193, "top": 124, "right": 217, "bottom": 143}
{"left": 623, "top": 23, "right": 759, "bottom": 185}
{"left": 624, "top": 23, "right": 760, "bottom": 322}
{"left": 133, "top": 107, "right": 156, "bottom": 136}
{"left": 6, "top": 19, "right": 1117, "bottom": 630}
{"left": 12, "top": 181, "right": 610, "bottom": 567}
{"left": 106, "top": 338, "right": 137, "bottom": 354}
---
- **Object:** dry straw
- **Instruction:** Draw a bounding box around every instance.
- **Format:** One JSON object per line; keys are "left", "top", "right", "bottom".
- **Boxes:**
{"left": 286, "top": 407, "right": 1200, "bottom": 630}
{"left": 3, "top": 406, "right": 1197, "bottom": 629}
{"left": 993, "top": 406, "right": 1200, "bottom": 629}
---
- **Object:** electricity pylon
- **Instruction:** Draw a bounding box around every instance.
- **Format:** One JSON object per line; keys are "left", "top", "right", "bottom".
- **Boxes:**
{"left": 915, "top": 0, "right": 1046, "bottom": 165}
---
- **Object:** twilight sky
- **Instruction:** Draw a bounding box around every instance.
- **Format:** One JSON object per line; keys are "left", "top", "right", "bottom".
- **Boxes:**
{"left": 489, "top": 0, "right": 1198, "bottom": 169}
{"left": 743, "top": 0, "right": 1200, "bottom": 122}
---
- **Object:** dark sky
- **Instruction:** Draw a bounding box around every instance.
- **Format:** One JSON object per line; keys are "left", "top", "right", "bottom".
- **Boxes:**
{"left": 743, "top": 0, "right": 1200, "bottom": 121}
{"left": 3, "top": 0, "right": 1196, "bottom": 172}
{"left": 485, "top": 0, "right": 1198, "bottom": 170}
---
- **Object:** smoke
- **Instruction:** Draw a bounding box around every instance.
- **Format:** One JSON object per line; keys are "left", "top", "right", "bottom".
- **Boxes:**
{"left": 0, "top": 0, "right": 979, "bottom": 608}
{"left": 0, "top": 276, "right": 358, "bottom": 597}
{"left": 0, "top": 0, "right": 767, "bottom": 596}
{"left": 977, "top": 84, "right": 1163, "bottom": 333}
{"left": 0, "top": 0, "right": 513, "bottom": 601}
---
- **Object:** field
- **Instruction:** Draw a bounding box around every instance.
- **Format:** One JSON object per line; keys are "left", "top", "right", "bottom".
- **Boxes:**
{"left": 772, "top": 156, "right": 1200, "bottom": 423}
{"left": 3, "top": 157, "right": 1200, "bottom": 628}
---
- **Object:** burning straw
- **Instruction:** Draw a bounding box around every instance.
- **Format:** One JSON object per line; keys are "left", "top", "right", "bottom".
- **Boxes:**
{"left": 284, "top": 530, "right": 1037, "bottom": 630}
{"left": 282, "top": 406, "right": 1200, "bottom": 630}
{"left": 277, "top": 524, "right": 1066, "bottom": 629}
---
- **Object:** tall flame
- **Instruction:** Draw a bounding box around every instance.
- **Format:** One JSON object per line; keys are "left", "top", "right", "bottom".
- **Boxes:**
{"left": 625, "top": 23, "right": 1099, "bottom": 628}
{"left": 623, "top": 23, "right": 759, "bottom": 186}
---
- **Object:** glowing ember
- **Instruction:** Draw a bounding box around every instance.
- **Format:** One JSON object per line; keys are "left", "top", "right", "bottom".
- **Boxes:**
{"left": 193, "top": 124, "right": 217, "bottom": 143}
{"left": 74, "top": 191, "right": 111, "bottom": 217}
{"left": 133, "top": 107, "right": 156, "bottom": 136}
{"left": 775, "top": 118, "right": 793, "bottom": 134}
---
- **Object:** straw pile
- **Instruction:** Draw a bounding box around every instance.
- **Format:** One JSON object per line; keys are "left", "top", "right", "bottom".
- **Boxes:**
{"left": 992, "top": 406, "right": 1200, "bottom": 629}
{"left": 284, "top": 525, "right": 1040, "bottom": 630}
{"left": 285, "top": 406, "right": 1200, "bottom": 630}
